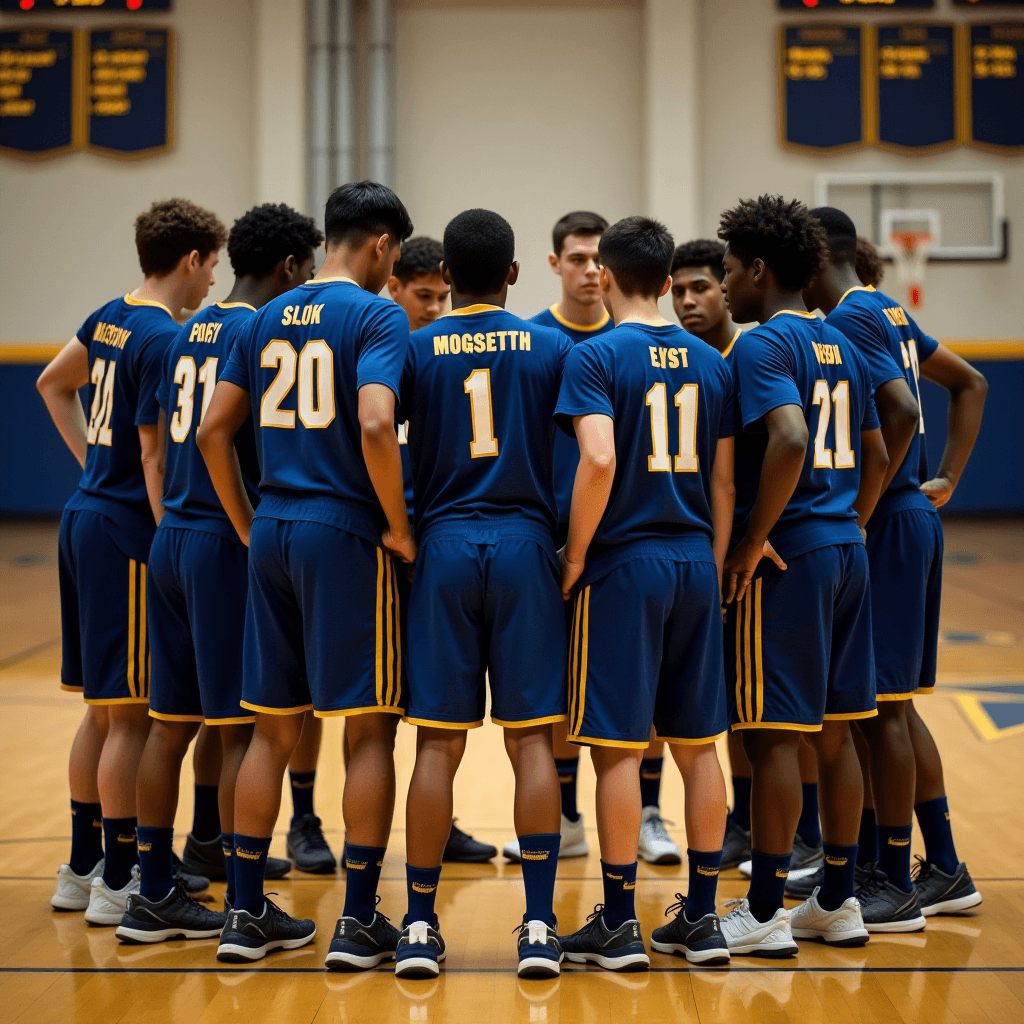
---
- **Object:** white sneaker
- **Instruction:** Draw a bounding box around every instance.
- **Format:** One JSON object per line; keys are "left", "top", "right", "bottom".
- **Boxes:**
{"left": 84, "top": 864, "right": 141, "bottom": 926}
{"left": 738, "top": 859, "right": 819, "bottom": 881}
{"left": 790, "top": 889, "right": 869, "bottom": 947}
{"left": 637, "top": 806, "right": 682, "bottom": 865}
{"left": 503, "top": 812, "right": 589, "bottom": 862}
{"left": 719, "top": 898, "right": 798, "bottom": 958}
{"left": 52, "top": 858, "right": 104, "bottom": 911}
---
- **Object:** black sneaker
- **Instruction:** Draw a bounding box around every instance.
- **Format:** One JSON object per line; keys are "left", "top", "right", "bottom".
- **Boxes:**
{"left": 115, "top": 878, "right": 226, "bottom": 944}
{"left": 170, "top": 851, "right": 209, "bottom": 895}
{"left": 855, "top": 867, "right": 926, "bottom": 932}
{"left": 785, "top": 861, "right": 872, "bottom": 900}
{"left": 792, "top": 833, "right": 824, "bottom": 871}
{"left": 216, "top": 896, "right": 316, "bottom": 962}
{"left": 286, "top": 814, "right": 337, "bottom": 874}
{"left": 560, "top": 906, "right": 650, "bottom": 972}
{"left": 722, "top": 819, "right": 751, "bottom": 870}
{"left": 181, "top": 834, "right": 291, "bottom": 882}
{"left": 443, "top": 820, "right": 497, "bottom": 863}
{"left": 324, "top": 905, "right": 400, "bottom": 971}
{"left": 517, "top": 918, "right": 562, "bottom": 978}
{"left": 395, "top": 919, "right": 446, "bottom": 978}
{"left": 912, "top": 857, "right": 983, "bottom": 916}
{"left": 650, "top": 894, "right": 730, "bottom": 965}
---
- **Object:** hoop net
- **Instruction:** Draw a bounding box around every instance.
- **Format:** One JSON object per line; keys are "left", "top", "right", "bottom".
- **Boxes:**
{"left": 889, "top": 230, "right": 932, "bottom": 311}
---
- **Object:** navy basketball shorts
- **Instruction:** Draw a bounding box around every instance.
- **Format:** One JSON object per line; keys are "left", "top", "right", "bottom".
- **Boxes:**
{"left": 567, "top": 558, "right": 728, "bottom": 748}
{"left": 147, "top": 526, "right": 254, "bottom": 725}
{"left": 725, "top": 542, "right": 876, "bottom": 732}
{"left": 58, "top": 508, "right": 150, "bottom": 705}
{"left": 866, "top": 508, "right": 943, "bottom": 699}
{"left": 405, "top": 533, "right": 567, "bottom": 729}
{"left": 242, "top": 516, "right": 404, "bottom": 718}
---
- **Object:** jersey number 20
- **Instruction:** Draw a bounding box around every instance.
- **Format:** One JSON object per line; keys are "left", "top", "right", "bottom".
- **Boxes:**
{"left": 260, "top": 340, "right": 336, "bottom": 429}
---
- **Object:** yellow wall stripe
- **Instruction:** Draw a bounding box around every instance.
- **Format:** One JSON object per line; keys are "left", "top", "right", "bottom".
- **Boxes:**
{"left": 754, "top": 578, "right": 764, "bottom": 723}
{"left": 127, "top": 558, "right": 137, "bottom": 699}
{"left": 375, "top": 548, "right": 384, "bottom": 706}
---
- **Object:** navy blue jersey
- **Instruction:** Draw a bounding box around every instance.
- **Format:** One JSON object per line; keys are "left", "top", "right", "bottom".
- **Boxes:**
{"left": 399, "top": 304, "right": 572, "bottom": 540}
{"left": 65, "top": 294, "right": 179, "bottom": 560}
{"left": 530, "top": 305, "right": 615, "bottom": 525}
{"left": 220, "top": 277, "right": 409, "bottom": 543}
{"left": 825, "top": 286, "right": 940, "bottom": 519}
{"left": 157, "top": 303, "right": 261, "bottom": 542}
{"left": 731, "top": 311, "right": 897, "bottom": 561}
{"left": 555, "top": 322, "right": 736, "bottom": 572}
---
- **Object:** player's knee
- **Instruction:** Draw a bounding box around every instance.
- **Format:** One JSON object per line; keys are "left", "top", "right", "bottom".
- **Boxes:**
{"left": 107, "top": 702, "right": 153, "bottom": 731}
{"left": 149, "top": 718, "right": 199, "bottom": 753}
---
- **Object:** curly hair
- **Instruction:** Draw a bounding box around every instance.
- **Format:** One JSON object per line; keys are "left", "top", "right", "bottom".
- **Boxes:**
{"left": 134, "top": 198, "right": 227, "bottom": 276}
{"left": 670, "top": 238, "right": 726, "bottom": 281}
{"left": 227, "top": 203, "right": 324, "bottom": 278}
{"left": 856, "top": 236, "right": 885, "bottom": 288}
{"left": 392, "top": 236, "right": 444, "bottom": 284}
{"left": 717, "top": 195, "right": 828, "bottom": 291}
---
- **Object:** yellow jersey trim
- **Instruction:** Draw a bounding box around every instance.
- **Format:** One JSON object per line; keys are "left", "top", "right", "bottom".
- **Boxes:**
{"left": 731, "top": 721, "right": 822, "bottom": 733}
{"left": 124, "top": 294, "right": 173, "bottom": 316}
{"left": 315, "top": 705, "right": 405, "bottom": 719}
{"left": 312, "top": 276, "right": 358, "bottom": 286}
{"left": 769, "top": 310, "right": 818, "bottom": 321}
{"left": 403, "top": 716, "right": 484, "bottom": 730}
{"left": 448, "top": 303, "right": 503, "bottom": 317}
{"left": 915, "top": 686, "right": 935, "bottom": 695}
{"left": 875, "top": 692, "right": 916, "bottom": 702}
{"left": 61, "top": 684, "right": 85, "bottom": 693}
{"left": 569, "top": 734, "right": 650, "bottom": 750}
{"left": 83, "top": 696, "right": 150, "bottom": 706}
{"left": 547, "top": 304, "right": 610, "bottom": 332}
{"left": 205, "top": 715, "right": 258, "bottom": 726}
{"left": 836, "top": 285, "right": 875, "bottom": 306}
{"left": 216, "top": 302, "right": 257, "bottom": 311}
{"left": 148, "top": 711, "right": 204, "bottom": 723}
{"left": 239, "top": 701, "right": 314, "bottom": 716}
{"left": 492, "top": 714, "right": 568, "bottom": 729}
{"left": 823, "top": 710, "right": 878, "bottom": 721}
{"left": 660, "top": 731, "right": 729, "bottom": 747}
{"left": 720, "top": 329, "right": 741, "bottom": 360}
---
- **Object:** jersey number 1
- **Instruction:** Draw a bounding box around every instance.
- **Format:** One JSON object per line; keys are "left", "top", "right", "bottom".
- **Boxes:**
{"left": 646, "top": 382, "right": 699, "bottom": 472}
{"left": 170, "top": 356, "right": 218, "bottom": 443}
{"left": 464, "top": 369, "right": 498, "bottom": 458}
{"left": 811, "top": 380, "right": 855, "bottom": 469}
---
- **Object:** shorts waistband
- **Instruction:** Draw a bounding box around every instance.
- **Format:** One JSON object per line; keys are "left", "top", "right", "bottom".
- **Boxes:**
{"left": 419, "top": 517, "right": 556, "bottom": 549}
{"left": 871, "top": 487, "right": 938, "bottom": 521}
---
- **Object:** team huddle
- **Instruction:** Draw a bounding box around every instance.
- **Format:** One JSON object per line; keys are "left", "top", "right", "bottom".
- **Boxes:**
{"left": 37, "top": 182, "right": 988, "bottom": 978}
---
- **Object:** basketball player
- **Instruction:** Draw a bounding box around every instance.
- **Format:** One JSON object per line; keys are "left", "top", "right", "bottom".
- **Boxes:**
{"left": 114, "top": 204, "right": 323, "bottom": 944}
{"left": 38, "top": 199, "right": 225, "bottom": 924}
{"left": 555, "top": 216, "right": 735, "bottom": 970}
{"left": 198, "top": 181, "right": 414, "bottom": 966}
{"left": 798, "top": 208, "right": 985, "bottom": 926}
{"left": 716, "top": 195, "right": 908, "bottom": 954}
{"left": 386, "top": 236, "right": 497, "bottom": 866}
{"left": 395, "top": 209, "right": 569, "bottom": 979}
{"left": 670, "top": 239, "right": 825, "bottom": 878}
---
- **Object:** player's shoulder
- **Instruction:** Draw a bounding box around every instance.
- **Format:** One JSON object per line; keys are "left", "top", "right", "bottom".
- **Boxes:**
{"left": 528, "top": 306, "right": 559, "bottom": 329}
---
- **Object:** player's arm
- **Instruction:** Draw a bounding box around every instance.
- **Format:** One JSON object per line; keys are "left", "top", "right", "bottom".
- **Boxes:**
{"left": 723, "top": 404, "right": 804, "bottom": 604}
{"left": 562, "top": 413, "right": 615, "bottom": 600}
{"left": 874, "top": 377, "right": 919, "bottom": 494}
{"left": 359, "top": 383, "right": 416, "bottom": 564}
{"left": 852, "top": 427, "right": 889, "bottom": 529}
{"left": 196, "top": 381, "right": 255, "bottom": 546}
{"left": 710, "top": 436, "right": 735, "bottom": 593}
{"left": 919, "top": 346, "right": 988, "bottom": 508}
{"left": 138, "top": 409, "right": 167, "bottom": 525}
{"left": 36, "top": 338, "right": 90, "bottom": 469}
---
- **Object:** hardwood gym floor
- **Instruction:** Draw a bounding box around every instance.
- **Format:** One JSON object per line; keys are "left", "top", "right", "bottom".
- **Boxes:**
{"left": 1, "top": 519, "right": 1021, "bottom": 1023}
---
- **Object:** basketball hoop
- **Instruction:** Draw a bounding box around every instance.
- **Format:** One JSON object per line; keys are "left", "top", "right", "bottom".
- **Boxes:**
{"left": 889, "top": 231, "right": 932, "bottom": 311}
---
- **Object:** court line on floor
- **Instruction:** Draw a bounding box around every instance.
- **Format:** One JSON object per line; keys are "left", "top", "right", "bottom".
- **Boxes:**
{"left": 2, "top": 876, "right": 1021, "bottom": 883}
{"left": 0, "top": 638, "right": 59, "bottom": 671}
{"left": 1, "top": 966, "right": 1022, "bottom": 975}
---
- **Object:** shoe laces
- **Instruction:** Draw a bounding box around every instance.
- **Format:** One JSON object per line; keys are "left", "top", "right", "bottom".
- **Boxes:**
{"left": 663, "top": 892, "right": 687, "bottom": 918}
{"left": 296, "top": 814, "right": 330, "bottom": 849}
{"left": 910, "top": 855, "right": 933, "bottom": 884}
{"left": 373, "top": 893, "right": 393, "bottom": 926}
{"left": 644, "top": 813, "right": 675, "bottom": 842}
{"left": 721, "top": 898, "right": 748, "bottom": 921}
{"left": 855, "top": 867, "right": 890, "bottom": 900}
{"left": 583, "top": 903, "right": 606, "bottom": 926}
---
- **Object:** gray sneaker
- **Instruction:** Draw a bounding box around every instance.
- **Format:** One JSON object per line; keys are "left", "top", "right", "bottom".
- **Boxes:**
{"left": 560, "top": 906, "right": 650, "bottom": 972}
{"left": 116, "top": 878, "right": 226, "bottom": 944}
{"left": 722, "top": 820, "right": 751, "bottom": 870}
{"left": 912, "top": 858, "right": 982, "bottom": 916}
{"left": 785, "top": 861, "right": 872, "bottom": 900}
{"left": 855, "top": 868, "right": 926, "bottom": 933}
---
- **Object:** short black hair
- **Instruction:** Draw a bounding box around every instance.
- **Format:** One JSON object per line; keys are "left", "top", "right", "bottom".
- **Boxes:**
{"left": 227, "top": 203, "right": 323, "bottom": 278}
{"left": 443, "top": 209, "right": 515, "bottom": 296}
{"left": 598, "top": 216, "right": 674, "bottom": 299}
{"left": 392, "top": 236, "right": 444, "bottom": 284}
{"left": 670, "top": 239, "right": 727, "bottom": 281}
{"left": 717, "top": 195, "right": 828, "bottom": 292}
{"left": 552, "top": 210, "right": 608, "bottom": 256}
{"left": 324, "top": 180, "right": 413, "bottom": 249}
{"left": 134, "top": 198, "right": 227, "bottom": 276}
{"left": 856, "top": 236, "right": 885, "bottom": 288}
{"left": 810, "top": 206, "right": 858, "bottom": 266}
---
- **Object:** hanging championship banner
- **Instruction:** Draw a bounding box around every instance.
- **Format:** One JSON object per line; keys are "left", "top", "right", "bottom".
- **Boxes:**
{"left": 87, "top": 26, "right": 173, "bottom": 158}
{"left": 876, "top": 23, "right": 958, "bottom": 151}
{"left": 968, "top": 22, "right": 1024, "bottom": 152}
{"left": 0, "top": 27, "right": 80, "bottom": 159}
{"left": 779, "top": 24, "right": 868, "bottom": 153}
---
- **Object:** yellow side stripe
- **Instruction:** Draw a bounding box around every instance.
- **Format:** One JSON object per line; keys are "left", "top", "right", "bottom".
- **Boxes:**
{"left": 574, "top": 587, "right": 591, "bottom": 736}
{"left": 392, "top": 559, "right": 402, "bottom": 709}
{"left": 734, "top": 597, "right": 744, "bottom": 724}
{"left": 743, "top": 588, "right": 753, "bottom": 724}
{"left": 139, "top": 563, "right": 148, "bottom": 700}
{"left": 375, "top": 548, "right": 384, "bottom": 707}
{"left": 127, "top": 558, "right": 137, "bottom": 699}
{"left": 754, "top": 578, "right": 764, "bottom": 723}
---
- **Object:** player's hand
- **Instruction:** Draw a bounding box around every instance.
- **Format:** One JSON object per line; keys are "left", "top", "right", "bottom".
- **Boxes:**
{"left": 383, "top": 528, "right": 417, "bottom": 564}
{"left": 561, "top": 553, "right": 585, "bottom": 602}
{"left": 723, "top": 537, "right": 786, "bottom": 604}
{"left": 762, "top": 540, "right": 786, "bottom": 572}
{"left": 920, "top": 475, "right": 954, "bottom": 509}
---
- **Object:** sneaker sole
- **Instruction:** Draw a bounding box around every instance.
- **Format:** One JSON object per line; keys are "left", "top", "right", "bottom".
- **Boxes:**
{"left": 791, "top": 927, "right": 869, "bottom": 947}
{"left": 638, "top": 850, "right": 682, "bottom": 866}
{"left": 217, "top": 932, "right": 316, "bottom": 962}
{"left": 51, "top": 894, "right": 89, "bottom": 911}
{"left": 394, "top": 956, "right": 442, "bottom": 978}
{"left": 564, "top": 951, "right": 650, "bottom": 972}
{"left": 727, "top": 941, "right": 799, "bottom": 958}
{"left": 116, "top": 924, "right": 223, "bottom": 944}
{"left": 325, "top": 950, "right": 394, "bottom": 971}
{"left": 517, "top": 956, "right": 561, "bottom": 978}
{"left": 921, "top": 892, "right": 982, "bottom": 916}
{"left": 650, "top": 940, "right": 730, "bottom": 964}
{"left": 84, "top": 909, "right": 126, "bottom": 926}
{"left": 864, "top": 915, "right": 926, "bottom": 933}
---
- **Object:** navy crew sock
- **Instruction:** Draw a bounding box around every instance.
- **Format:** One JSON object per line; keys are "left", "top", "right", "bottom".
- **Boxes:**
{"left": 69, "top": 800, "right": 103, "bottom": 876}
{"left": 796, "top": 782, "right": 822, "bottom": 848}
{"left": 857, "top": 808, "right": 879, "bottom": 867}
{"left": 289, "top": 770, "right": 316, "bottom": 827}
{"left": 222, "top": 835, "right": 236, "bottom": 905}
{"left": 519, "top": 833, "right": 561, "bottom": 928}
{"left": 232, "top": 834, "right": 271, "bottom": 915}
{"left": 343, "top": 843, "right": 386, "bottom": 925}
{"left": 746, "top": 849, "right": 791, "bottom": 923}
{"left": 601, "top": 860, "right": 638, "bottom": 930}
{"left": 101, "top": 816, "right": 138, "bottom": 891}
{"left": 639, "top": 758, "right": 663, "bottom": 809}
{"left": 818, "top": 842, "right": 859, "bottom": 911}
{"left": 405, "top": 864, "right": 442, "bottom": 927}
{"left": 191, "top": 784, "right": 221, "bottom": 843}
{"left": 136, "top": 826, "right": 174, "bottom": 903}
{"left": 730, "top": 776, "right": 752, "bottom": 831}
{"left": 877, "top": 824, "right": 914, "bottom": 892}
{"left": 554, "top": 758, "right": 580, "bottom": 823}
{"left": 684, "top": 848, "right": 722, "bottom": 921}
{"left": 915, "top": 796, "right": 959, "bottom": 875}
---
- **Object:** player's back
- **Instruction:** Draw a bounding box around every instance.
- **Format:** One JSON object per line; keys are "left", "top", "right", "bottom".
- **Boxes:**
{"left": 402, "top": 305, "right": 571, "bottom": 540}
{"left": 824, "top": 285, "right": 938, "bottom": 517}
{"left": 67, "top": 294, "right": 180, "bottom": 554}
{"left": 220, "top": 277, "right": 409, "bottom": 542}
{"left": 160, "top": 303, "right": 260, "bottom": 538}
{"left": 732, "top": 311, "right": 882, "bottom": 560}
{"left": 556, "top": 321, "right": 734, "bottom": 573}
